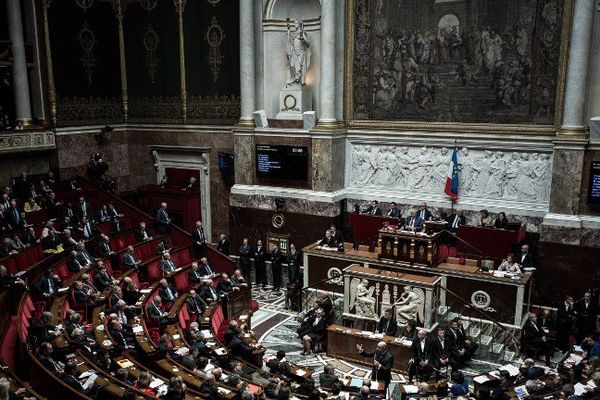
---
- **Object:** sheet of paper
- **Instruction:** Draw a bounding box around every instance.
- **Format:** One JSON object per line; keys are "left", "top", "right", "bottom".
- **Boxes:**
{"left": 149, "top": 378, "right": 164, "bottom": 389}
{"left": 370, "top": 381, "right": 379, "bottom": 390}
{"left": 78, "top": 371, "right": 93, "bottom": 379}
{"left": 500, "top": 364, "right": 520, "bottom": 376}
{"left": 82, "top": 374, "right": 97, "bottom": 390}
{"left": 295, "top": 369, "right": 306, "bottom": 377}
{"left": 350, "top": 378, "right": 363, "bottom": 387}
{"left": 473, "top": 375, "right": 490, "bottom": 384}
{"left": 573, "top": 345, "right": 583, "bottom": 352}
{"left": 215, "top": 348, "right": 227, "bottom": 355}
{"left": 574, "top": 383, "right": 588, "bottom": 396}
{"left": 403, "top": 385, "right": 419, "bottom": 394}
{"left": 140, "top": 288, "right": 152, "bottom": 294}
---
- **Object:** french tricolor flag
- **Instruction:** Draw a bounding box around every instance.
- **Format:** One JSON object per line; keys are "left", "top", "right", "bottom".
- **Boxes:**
{"left": 444, "top": 148, "right": 459, "bottom": 200}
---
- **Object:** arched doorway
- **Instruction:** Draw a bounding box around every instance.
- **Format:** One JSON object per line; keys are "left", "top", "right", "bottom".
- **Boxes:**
{"left": 437, "top": 13, "right": 460, "bottom": 36}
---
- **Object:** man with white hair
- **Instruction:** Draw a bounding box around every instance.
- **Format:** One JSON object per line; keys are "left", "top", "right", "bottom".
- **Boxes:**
{"left": 403, "top": 209, "right": 424, "bottom": 231}
{"left": 156, "top": 202, "right": 171, "bottom": 234}
{"left": 356, "top": 341, "right": 394, "bottom": 388}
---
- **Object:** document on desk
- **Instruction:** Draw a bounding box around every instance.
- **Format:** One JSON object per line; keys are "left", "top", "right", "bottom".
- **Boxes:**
{"left": 215, "top": 348, "right": 227, "bottom": 355}
{"left": 140, "top": 288, "right": 152, "bottom": 294}
{"left": 371, "top": 333, "right": 384, "bottom": 339}
{"left": 499, "top": 364, "right": 520, "bottom": 376}
{"left": 403, "top": 385, "right": 419, "bottom": 394}
{"left": 574, "top": 383, "right": 589, "bottom": 396}
{"left": 82, "top": 374, "right": 97, "bottom": 391}
{"left": 78, "top": 371, "right": 93, "bottom": 379}
{"left": 473, "top": 375, "right": 490, "bottom": 384}
{"left": 201, "top": 329, "right": 213, "bottom": 338}
{"left": 149, "top": 378, "right": 165, "bottom": 389}
{"left": 369, "top": 381, "right": 379, "bottom": 390}
{"left": 350, "top": 378, "right": 363, "bottom": 387}
{"left": 295, "top": 369, "right": 307, "bottom": 377}
{"left": 116, "top": 359, "right": 134, "bottom": 369}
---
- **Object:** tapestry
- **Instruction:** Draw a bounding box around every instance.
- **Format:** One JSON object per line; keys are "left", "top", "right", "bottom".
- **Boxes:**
{"left": 350, "top": 0, "right": 568, "bottom": 125}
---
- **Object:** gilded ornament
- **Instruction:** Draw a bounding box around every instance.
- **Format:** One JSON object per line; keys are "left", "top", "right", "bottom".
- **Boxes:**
{"left": 205, "top": 17, "right": 225, "bottom": 82}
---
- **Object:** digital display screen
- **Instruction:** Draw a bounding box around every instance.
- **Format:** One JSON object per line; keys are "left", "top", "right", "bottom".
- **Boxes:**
{"left": 256, "top": 145, "right": 308, "bottom": 181}
{"left": 588, "top": 161, "right": 600, "bottom": 204}
{"left": 218, "top": 152, "right": 234, "bottom": 174}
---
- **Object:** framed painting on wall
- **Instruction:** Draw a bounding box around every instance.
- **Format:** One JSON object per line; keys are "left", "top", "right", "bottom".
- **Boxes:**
{"left": 344, "top": 0, "right": 573, "bottom": 133}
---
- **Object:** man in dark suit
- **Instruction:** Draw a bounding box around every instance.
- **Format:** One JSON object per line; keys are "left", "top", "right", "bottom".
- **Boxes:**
{"left": 98, "top": 234, "right": 115, "bottom": 257}
{"left": 191, "top": 220, "right": 207, "bottom": 257}
{"left": 363, "top": 200, "right": 382, "bottom": 215}
{"left": 377, "top": 309, "right": 398, "bottom": 336}
{"left": 387, "top": 202, "right": 402, "bottom": 218}
{"left": 516, "top": 244, "right": 535, "bottom": 269}
{"left": 42, "top": 231, "right": 61, "bottom": 251}
{"left": 36, "top": 269, "right": 61, "bottom": 298}
{"left": 146, "top": 296, "right": 169, "bottom": 327}
{"left": 356, "top": 341, "right": 394, "bottom": 388}
{"left": 329, "top": 225, "right": 344, "bottom": 246}
{"left": 188, "top": 262, "right": 203, "bottom": 285}
{"left": 408, "top": 329, "right": 432, "bottom": 383}
{"left": 122, "top": 246, "right": 140, "bottom": 270}
{"left": 446, "top": 319, "right": 472, "bottom": 368}
{"left": 161, "top": 252, "right": 177, "bottom": 275}
{"left": 403, "top": 210, "right": 424, "bottom": 231}
{"left": 287, "top": 243, "right": 301, "bottom": 284}
{"left": 575, "top": 291, "right": 598, "bottom": 340}
{"left": 79, "top": 216, "right": 99, "bottom": 241}
{"left": 29, "top": 312, "right": 59, "bottom": 344}
{"left": 155, "top": 202, "right": 171, "bottom": 234}
{"left": 557, "top": 295, "right": 576, "bottom": 350}
{"left": 446, "top": 210, "right": 466, "bottom": 232}
{"left": 417, "top": 202, "right": 433, "bottom": 222}
{"left": 36, "top": 342, "right": 64, "bottom": 375}
{"left": 6, "top": 200, "right": 22, "bottom": 229}
{"left": 430, "top": 327, "right": 458, "bottom": 378}
{"left": 217, "top": 273, "right": 236, "bottom": 294}
{"left": 199, "top": 279, "right": 220, "bottom": 304}
{"left": 135, "top": 221, "right": 152, "bottom": 242}
{"left": 217, "top": 233, "right": 230, "bottom": 255}
{"left": 61, "top": 229, "right": 79, "bottom": 250}
{"left": 94, "top": 263, "right": 114, "bottom": 291}
{"left": 254, "top": 239, "right": 267, "bottom": 289}
{"left": 319, "top": 230, "right": 336, "bottom": 248}
{"left": 523, "top": 313, "right": 551, "bottom": 365}
{"left": 158, "top": 278, "right": 178, "bottom": 305}
{"left": 270, "top": 244, "right": 283, "bottom": 292}
{"left": 319, "top": 364, "right": 340, "bottom": 390}
{"left": 238, "top": 238, "right": 252, "bottom": 279}
{"left": 186, "top": 290, "right": 206, "bottom": 318}
{"left": 77, "top": 196, "right": 93, "bottom": 221}
{"left": 198, "top": 257, "right": 215, "bottom": 277}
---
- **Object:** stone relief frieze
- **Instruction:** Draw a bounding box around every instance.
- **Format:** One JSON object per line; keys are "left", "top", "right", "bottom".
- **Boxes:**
{"left": 349, "top": 144, "right": 552, "bottom": 203}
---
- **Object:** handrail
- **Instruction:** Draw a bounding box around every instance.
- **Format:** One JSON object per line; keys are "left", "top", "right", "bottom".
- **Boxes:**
{"left": 438, "top": 284, "right": 508, "bottom": 331}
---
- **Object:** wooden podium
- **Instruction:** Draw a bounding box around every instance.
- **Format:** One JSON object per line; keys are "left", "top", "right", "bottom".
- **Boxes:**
{"left": 378, "top": 228, "right": 443, "bottom": 267}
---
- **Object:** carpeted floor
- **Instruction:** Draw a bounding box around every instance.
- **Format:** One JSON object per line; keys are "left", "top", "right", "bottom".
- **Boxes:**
{"left": 250, "top": 286, "right": 565, "bottom": 398}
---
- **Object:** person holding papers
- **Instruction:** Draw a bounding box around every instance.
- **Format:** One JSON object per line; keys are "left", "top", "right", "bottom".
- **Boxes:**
{"left": 356, "top": 341, "right": 393, "bottom": 388}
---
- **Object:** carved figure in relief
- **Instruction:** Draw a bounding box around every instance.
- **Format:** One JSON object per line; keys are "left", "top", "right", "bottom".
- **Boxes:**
{"left": 392, "top": 286, "right": 423, "bottom": 324}
{"left": 350, "top": 279, "right": 377, "bottom": 318}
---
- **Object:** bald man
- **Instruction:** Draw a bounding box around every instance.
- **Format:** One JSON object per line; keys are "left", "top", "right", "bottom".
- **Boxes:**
{"left": 356, "top": 341, "right": 394, "bottom": 388}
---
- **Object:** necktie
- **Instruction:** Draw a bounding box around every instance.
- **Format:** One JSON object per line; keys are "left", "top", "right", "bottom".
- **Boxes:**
{"left": 453, "top": 216, "right": 459, "bottom": 229}
{"left": 13, "top": 209, "right": 19, "bottom": 223}
{"left": 410, "top": 218, "right": 415, "bottom": 228}
{"left": 211, "top": 288, "right": 217, "bottom": 300}
{"left": 48, "top": 278, "right": 55, "bottom": 294}
{"left": 85, "top": 224, "right": 91, "bottom": 237}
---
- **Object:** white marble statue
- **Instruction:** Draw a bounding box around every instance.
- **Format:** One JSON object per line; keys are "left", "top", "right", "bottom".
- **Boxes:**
{"left": 285, "top": 19, "right": 310, "bottom": 87}
{"left": 349, "top": 144, "right": 552, "bottom": 204}
{"left": 350, "top": 278, "right": 377, "bottom": 318}
{"left": 392, "top": 286, "right": 424, "bottom": 324}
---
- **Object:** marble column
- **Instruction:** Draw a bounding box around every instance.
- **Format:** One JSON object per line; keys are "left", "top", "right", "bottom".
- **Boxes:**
{"left": 317, "top": 0, "right": 336, "bottom": 128}
{"left": 559, "top": 0, "right": 595, "bottom": 137}
{"left": 239, "top": 0, "right": 255, "bottom": 127}
{"left": 6, "top": 0, "right": 33, "bottom": 126}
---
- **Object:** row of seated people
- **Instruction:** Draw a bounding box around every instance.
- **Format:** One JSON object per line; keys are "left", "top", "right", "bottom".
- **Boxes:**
{"left": 360, "top": 200, "right": 524, "bottom": 233}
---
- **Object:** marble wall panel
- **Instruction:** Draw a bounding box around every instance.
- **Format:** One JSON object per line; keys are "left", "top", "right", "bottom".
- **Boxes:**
{"left": 548, "top": 148, "right": 585, "bottom": 215}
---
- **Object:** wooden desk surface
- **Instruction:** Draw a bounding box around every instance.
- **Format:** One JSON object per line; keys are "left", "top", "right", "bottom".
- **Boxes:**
{"left": 438, "top": 262, "right": 532, "bottom": 285}
{"left": 326, "top": 324, "right": 411, "bottom": 372}
{"left": 344, "top": 264, "right": 440, "bottom": 285}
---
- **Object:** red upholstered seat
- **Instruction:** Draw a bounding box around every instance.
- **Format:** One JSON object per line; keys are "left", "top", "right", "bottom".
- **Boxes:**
{"left": 173, "top": 272, "right": 189, "bottom": 293}
{"left": 53, "top": 261, "right": 69, "bottom": 284}
{"left": 146, "top": 260, "right": 162, "bottom": 282}
{"left": 179, "top": 250, "right": 191, "bottom": 266}
{"left": 4, "top": 258, "right": 17, "bottom": 275}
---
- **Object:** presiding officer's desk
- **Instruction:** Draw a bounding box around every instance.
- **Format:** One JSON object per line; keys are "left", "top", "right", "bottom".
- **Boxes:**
{"left": 303, "top": 242, "right": 533, "bottom": 326}
{"left": 326, "top": 324, "right": 412, "bottom": 372}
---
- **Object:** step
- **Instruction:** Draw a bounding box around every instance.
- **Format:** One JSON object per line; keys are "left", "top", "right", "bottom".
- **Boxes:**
{"left": 469, "top": 327, "right": 481, "bottom": 338}
{"left": 503, "top": 351, "right": 516, "bottom": 362}
{"left": 480, "top": 334, "right": 493, "bottom": 347}
{"left": 491, "top": 343, "right": 505, "bottom": 354}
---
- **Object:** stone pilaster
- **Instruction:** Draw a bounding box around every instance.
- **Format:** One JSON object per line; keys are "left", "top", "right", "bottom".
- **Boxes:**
{"left": 317, "top": 0, "right": 336, "bottom": 127}
{"left": 239, "top": 0, "right": 255, "bottom": 127}
{"left": 559, "top": 0, "right": 595, "bottom": 137}
{"left": 6, "top": 0, "right": 33, "bottom": 125}
{"left": 311, "top": 133, "right": 345, "bottom": 192}
{"left": 232, "top": 127, "right": 255, "bottom": 185}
